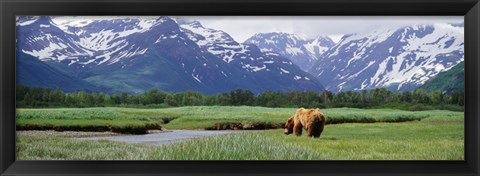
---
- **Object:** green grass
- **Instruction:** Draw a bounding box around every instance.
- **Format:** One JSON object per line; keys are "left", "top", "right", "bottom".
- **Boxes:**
{"left": 17, "top": 133, "right": 320, "bottom": 160}
{"left": 16, "top": 106, "right": 463, "bottom": 160}
{"left": 132, "top": 106, "right": 430, "bottom": 129}
{"left": 16, "top": 108, "right": 162, "bottom": 134}
{"left": 158, "top": 116, "right": 464, "bottom": 160}
{"left": 17, "top": 135, "right": 157, "bottom": 160}
{"left": 17, "top": 106, "right": 430, "bottom": 130}
{"left": 163, "top": 108, "right": 429, "bottom": 129}
{"left": 17, "top": 109, "right": 463, "bottom": 160}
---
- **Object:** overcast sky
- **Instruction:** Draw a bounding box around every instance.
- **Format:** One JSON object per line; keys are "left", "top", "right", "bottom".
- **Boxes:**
{"left": 178, "top": 16, "right": 463, "bottom": 43}
{"left": 51, "top": 16, "right": 463, "bottom": 43}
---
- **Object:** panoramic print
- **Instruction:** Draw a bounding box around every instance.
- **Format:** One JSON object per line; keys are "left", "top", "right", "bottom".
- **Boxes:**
{"left": 16, "top": 16, "right": 464, "bottom": 160}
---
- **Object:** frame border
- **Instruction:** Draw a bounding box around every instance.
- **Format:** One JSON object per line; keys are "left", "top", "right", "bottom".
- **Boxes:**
{"left": 1, "top": 0, "right": 479, "bottom": 175}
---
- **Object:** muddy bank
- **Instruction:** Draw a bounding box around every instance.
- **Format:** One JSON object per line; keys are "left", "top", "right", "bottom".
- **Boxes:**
{"left": 204, "top": 118, "right": 423, "bottom": 130}
{"left": 205, "top": 122, "right": 284, "bottom": 130}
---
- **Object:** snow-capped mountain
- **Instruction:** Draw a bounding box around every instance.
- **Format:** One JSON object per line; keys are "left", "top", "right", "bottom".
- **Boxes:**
{"left": 178, "top": 20, "right": 324, "bottom": 91}
{"left": 308, "top": 23, "right": 464, "bottom": 92}
{"left": 16, "top": 16, "right": 462, "bottom": 94}
{"left": 17, "top": 16, "right": 167, "bottom": 68}
{"left": 16, "top": 16, "right": 325, "bottom": 94}
{"left": 244, "top": 32, "right": 335, "bottom": 70}
{"left": 16, "top": 16, "right": 93, "bottom": 64}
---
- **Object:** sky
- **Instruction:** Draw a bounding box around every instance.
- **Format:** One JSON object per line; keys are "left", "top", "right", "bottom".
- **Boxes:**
{"left": 179, "top": 16, "right": 463, "bottom": 43}
{"left": 51, "top": 16, "right": 464, "bottom": 43}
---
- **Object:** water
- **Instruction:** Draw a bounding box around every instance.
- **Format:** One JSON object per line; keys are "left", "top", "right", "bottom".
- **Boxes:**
{"left": 77, "top": 130, "right": 248, "bottom": 146}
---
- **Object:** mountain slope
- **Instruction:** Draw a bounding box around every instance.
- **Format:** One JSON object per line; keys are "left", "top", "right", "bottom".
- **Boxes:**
{"left": 244, "top": 32, "right": 334, "bottom": 70}
{"left": 419, "top": 61, "right": 464, "bottom": 93}
{"left": 308, "top": 23, "right": 464, "bottom": 92}
{"left": 16, "top": 51, "right": 98, "bottom": 92}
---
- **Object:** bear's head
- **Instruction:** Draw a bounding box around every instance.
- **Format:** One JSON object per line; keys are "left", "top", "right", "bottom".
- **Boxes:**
{"left": 284, "top": 115, "right": 294, "bottom": 135}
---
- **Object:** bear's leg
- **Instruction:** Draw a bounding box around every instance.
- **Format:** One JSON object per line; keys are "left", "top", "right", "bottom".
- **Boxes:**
{"left": 307, "top": 127, "right": 314, "bottom": 138}
{"left": 293, "top": 124, "right": 302, "bottom": 136}
{"left": 307, "top": 123, "right": 318, "bottom": 138}
{"left": 313, "top": 124, "right": 325, "bottom": 138}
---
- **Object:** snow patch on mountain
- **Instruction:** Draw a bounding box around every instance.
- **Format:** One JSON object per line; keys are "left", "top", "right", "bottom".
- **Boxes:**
{"left": 280, "top": 68, "right": 290, "bottom": 74}
{"left": 180, "top": 21, "right": 248, "bottom": 63}
{"left": 16, "top": 16, "right": 40, "bottom": 26}
{"left": 244, "top": 33, "right": 335, "bottom": 70}
{"left": 309, "top": 23, "right": 464, "bottom": 92}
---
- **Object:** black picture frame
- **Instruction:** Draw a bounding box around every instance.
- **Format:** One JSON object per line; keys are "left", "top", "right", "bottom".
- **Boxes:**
{"left": 1, "top": 0, "right": 479, "bottom": 175}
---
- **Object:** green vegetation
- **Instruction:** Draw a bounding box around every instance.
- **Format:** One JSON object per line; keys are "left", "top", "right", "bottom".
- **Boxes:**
{"left": 16, "top": 106, "right": 463, "bottom": 160}
{"left": 16, "top": 108, "right": 162, "bottom": 134}
{"left": 17, "top": 135, "right": 157, "bottom": 160}
{"left": 420, "top": 61, "right": 464, "bottom": 94}
{"left": 17, "top": 86, "right": 464, "bottom": 110}
{"left": 159, "top": 106, "right": 430, "bottom": 129}
{"left": 16, "top": 51, "right": 98, "bottom": 93}
{"left": 17, "top": 109, "right": 463, "bottom": 160}
{"left": 17, "top": 106, "right": 430, "bottom": 131}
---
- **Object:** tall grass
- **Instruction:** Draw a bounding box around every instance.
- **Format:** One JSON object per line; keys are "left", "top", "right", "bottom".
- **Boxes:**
{"left": 17, "top": 106, "right": 441, "bottom": 131}
{"left": 160, "top": 110, "right": 463, "bottom": 160}
{"left": 17, "top": 135, "right": 156, "bottom": 160}
{"left": 156, "top": 107, "right": 431, "bottom": 129}
{"left": 16, "top": 108, "right": 162, "bottom": 134}
{"left": 17, "top": 109, "right": 464, "bottom": 160}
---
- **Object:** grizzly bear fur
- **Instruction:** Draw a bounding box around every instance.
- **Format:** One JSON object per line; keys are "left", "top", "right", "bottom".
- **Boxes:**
{"left": 284, "top": 108, "right": 326, "bottom": 138}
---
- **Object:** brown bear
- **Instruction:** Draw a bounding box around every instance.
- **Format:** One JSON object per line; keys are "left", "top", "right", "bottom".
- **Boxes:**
{"left": 284, "top": 108, "right": 326, "bottom": 138}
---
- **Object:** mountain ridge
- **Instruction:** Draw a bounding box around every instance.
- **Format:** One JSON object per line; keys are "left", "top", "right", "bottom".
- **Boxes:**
{"left": 307, "top": 24, "right": 464, "bottom": 92}
{"left": 16, "top": 16, "right": 325, "bottom": 94}
{"left": 244, "top": 32, "right": 335, "bottom": 70}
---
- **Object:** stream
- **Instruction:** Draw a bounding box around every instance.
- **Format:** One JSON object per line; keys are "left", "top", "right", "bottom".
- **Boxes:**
{"left": 77, "top": 130, "right": 250, "bottom": 146}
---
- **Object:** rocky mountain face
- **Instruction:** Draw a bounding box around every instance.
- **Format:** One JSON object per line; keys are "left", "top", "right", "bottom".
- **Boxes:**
{"left": 244, "top": 32, "right": 334, "bottom": 70}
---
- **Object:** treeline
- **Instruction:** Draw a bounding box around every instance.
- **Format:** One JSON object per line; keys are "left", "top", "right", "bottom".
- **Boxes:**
{"left": 16, "top": 86, "right": 464, "bottom": 111}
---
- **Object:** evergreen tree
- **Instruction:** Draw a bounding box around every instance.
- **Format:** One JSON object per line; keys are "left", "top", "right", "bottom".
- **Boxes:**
{"left": 165, "top": 94, "right": 177, "bottom": 106}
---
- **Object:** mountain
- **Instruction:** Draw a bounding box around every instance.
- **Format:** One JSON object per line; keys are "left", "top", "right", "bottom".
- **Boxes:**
{"left": 16, "top": 16, "right": 325, "bottom": 94}
{"left": 178, "top": 20, "right": 325, "bottom": 92}
{"left": 244, "top": 32, "right": 335, "bottom": 70}
{"left": 17, "top": 16, "right": 164, "bottom": 69}
{"left": 16, "top": 51, "right": 98, "bottom": 92}
{"left": 419, "top": 61, "right": 464, "bottom": 93}
{"left": 308, "top": 23, "right": 464, "bottom": 92}
{"left": 16, "top": 16, "right": 93, "bottom": 64}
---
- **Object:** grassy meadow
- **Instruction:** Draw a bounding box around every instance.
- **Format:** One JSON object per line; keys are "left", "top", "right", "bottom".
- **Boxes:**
{"left": 17, "top": 106, "right": 430, "bottom": 131}
{"left": 16, "top": 106, "right": 464, "bottom": 160}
